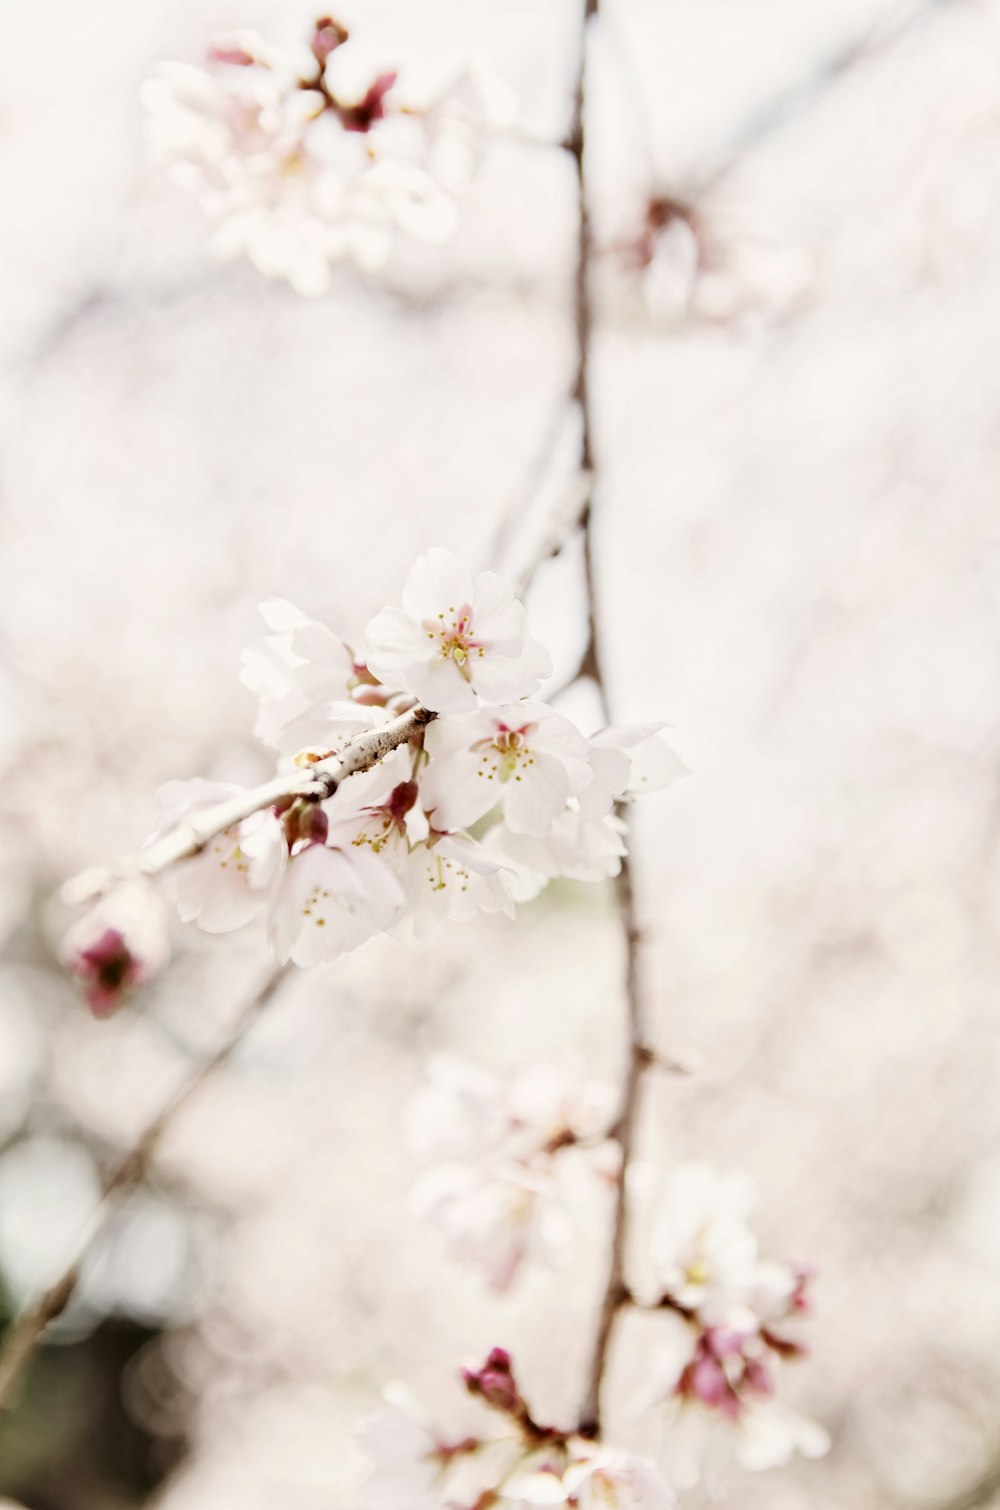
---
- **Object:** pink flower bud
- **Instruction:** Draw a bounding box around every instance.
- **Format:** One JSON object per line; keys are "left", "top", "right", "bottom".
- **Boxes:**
{"left": 311, "top": 16, "right": 350, "bottom": 65}
{"left": 61, "top": 883, "right": 169, "bottom": 1018}
{"left": 462, "top": 1347, "right": 522, "bottom": 1415}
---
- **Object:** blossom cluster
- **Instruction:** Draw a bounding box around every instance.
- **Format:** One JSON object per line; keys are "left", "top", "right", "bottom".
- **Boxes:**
{"left": 358, "top": 1166, "right": 827, "bottom": 1504}
{"left": 62, "top": 548, "right": 683, "bottom": 1014}
{"left": 405, "top": 1055, "right": 620, "bottom": 1290}
{"left": 641, "top": 1164, "right": 829, "bottom": 1487}
{"left": 361, "top": 1348, "right": 675, "bottom": 1510}
{"left": 142, "top": 15, "right": 511, "bottom": 295}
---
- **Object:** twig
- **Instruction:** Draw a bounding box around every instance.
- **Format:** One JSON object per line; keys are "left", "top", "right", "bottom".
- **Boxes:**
{"left": 689, "top": 0, "right": 956, "bottom": 197}
{"left": 563, "top": 0, "right": 654, "bottom": 1438}
{"left": 63, "top": 705, "right": 435, "bottom": 906}
{"left": 0, "top": 962, "right": 291, "bottom": 1410}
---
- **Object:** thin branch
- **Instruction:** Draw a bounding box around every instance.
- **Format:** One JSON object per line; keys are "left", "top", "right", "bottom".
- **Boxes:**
{"left": 689, "top": 0, "right": 956, "bottom": 198}
{"left": 0, "top": 962, "right": 291, "bottom": 1410}
{"left": 63, "top": 705, "right": 435, "bottom": 907}
{"left": 564, "top": 0, "right": 654, "bottom": 1438}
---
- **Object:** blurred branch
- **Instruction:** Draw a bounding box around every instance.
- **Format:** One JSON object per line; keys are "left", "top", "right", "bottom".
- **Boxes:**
{"left": 560, "top": 0, "right": 655, "bottom": 1438}
{"left": 0, "top": 962, "right": 291, "bottom": 1411}
{"left": 63, "top": 704, "right": 435, "bottom": 907}
{"left": 690, "top": 0, "right": 957, "bottom": 196}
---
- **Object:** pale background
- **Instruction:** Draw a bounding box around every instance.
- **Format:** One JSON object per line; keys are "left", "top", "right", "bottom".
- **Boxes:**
{"left": 1, "top": 0, "right": 999, "bottom": 1505}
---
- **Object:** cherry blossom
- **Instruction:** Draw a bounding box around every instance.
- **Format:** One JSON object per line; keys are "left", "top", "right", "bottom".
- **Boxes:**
{"left": 636, "top": 1163, "right": 829, "bottom": 1486}
{"left": 360, "top": 1351, "right": 674, "bottom": 1510}
{"left": 579, "top": 726, "right": 689, "bottom": 820}
{"left": 364, "top": 548, "right": 552, "bottom": 714}
{"left": 421, "top": 704, "right": 592, "bottom": 835}
{"left": 151, "top": 779, "right": 287, "bottom": 933}
{"left": 142, "top": 18, "right": 508, "bottom": 295}
{"left": 240, "top": 597, "right": 360, "bottom": 755}
{"left": 405, "top": 1055, "right": 617, "bottom": 1289}
{"left": 60, "top": 881, "right": 169, "bottom": 1018}
{"left": 268, "top": 829, "right": 404, "bottom": 966}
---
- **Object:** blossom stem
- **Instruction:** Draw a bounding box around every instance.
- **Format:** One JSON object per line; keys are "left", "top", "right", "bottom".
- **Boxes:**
{"left": 0, "top": 962, "right": 291, "bottom": 1411}
{"left": 62, "top": 705, "right": 436, "bottom": 907}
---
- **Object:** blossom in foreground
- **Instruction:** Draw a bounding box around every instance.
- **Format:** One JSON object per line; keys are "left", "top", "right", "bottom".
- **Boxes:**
{"left": 361, "top": 1350, "right": 674, "bottom": 1510}
{"left": 61, "top": 882, "right": 169, "bottom": 1017}
{"left": 142, "top": 18, "right": 509, "bottom": 294}
{"left": 364, "top": 549, "right": 552, "bottom": 713}
{"left": 405, "top": 1056, "right": 617, "bottom": 1289}
{"left": 638, "top": 1163, "right": 829, "bottom": 1486}
{"left": 62, "top": 547, "right": 683, "bottom": 1008}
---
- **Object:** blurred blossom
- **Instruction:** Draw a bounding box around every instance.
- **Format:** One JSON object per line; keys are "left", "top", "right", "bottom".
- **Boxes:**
{"left": 636, "top": 1164, "right": 829, "bottom": 1487}
{"left": 60, "top": 880, "right": 170, "bottom": 1017}
{"left": 361, "top": 1351, "right": 674, "bottom": 1510}
{"left": 405, "top": 1054, "right": 617, "bottom": 1289}
{"left": 141, "top": 20, "right": 513, "bottom": 295}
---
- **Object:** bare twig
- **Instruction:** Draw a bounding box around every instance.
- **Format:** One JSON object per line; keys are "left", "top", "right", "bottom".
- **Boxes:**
{"left": 689, "top": 0, "right": 955, "bottom": 197}
{"left": 0, "top": 962, "right": 291, "bottom": 1410}
{"left": 63, "top": 705, "right": 435, "bottom": 907}
{"left": 563, "top": 0, "right": 655, "bottom": 1438}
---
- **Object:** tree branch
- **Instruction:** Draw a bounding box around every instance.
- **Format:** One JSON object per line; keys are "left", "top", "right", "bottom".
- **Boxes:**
{"left": 0, "top": 961, "right": 291, "bottom": 1410}
{"left": 63, "top": 704, "right": 436, "bottom": 906}
{"left": 565, "top": 0, "right": 654, "bottom": 1438}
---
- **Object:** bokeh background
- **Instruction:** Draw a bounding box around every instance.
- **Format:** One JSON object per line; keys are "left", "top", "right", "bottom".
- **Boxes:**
{"left": 2, "top": 0, "right": 999, "bottom": 1504}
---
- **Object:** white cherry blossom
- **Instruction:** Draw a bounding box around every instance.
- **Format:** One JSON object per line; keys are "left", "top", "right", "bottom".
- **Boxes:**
{"left": 420, "top": 704, "right": 590, "bottom": 835}
{"left": 651, "top": 1163, "right": 760, "bottom": 1319}
{"left": 152, "top": 779, "right": 287, "bottom": 933}
{"left": 504, "top": 1440, "right": 674, "bottom": 1510}
{"left": 268, "top": 840, "right": 403, "bottom": 966}
{"left": 364, "top": 549, "right": 551, "bottom": 713}
{"left": 580, "top": 726, "right": 689, "bottom": 820}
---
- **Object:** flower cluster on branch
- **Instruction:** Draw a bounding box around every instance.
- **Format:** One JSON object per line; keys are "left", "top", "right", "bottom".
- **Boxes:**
{"left": 61, "top": 549, "right": 683, "bottom": 1011}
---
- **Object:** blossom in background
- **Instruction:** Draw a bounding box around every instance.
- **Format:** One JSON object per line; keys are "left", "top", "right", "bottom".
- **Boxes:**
{"left": 639, "top": 1163, "right": 829, "bottom": 1486}
{"left": 60, "top": 881, "right": 169, "bottom": 1017}
{"left": 405, "top": 1055, "right": 617, "bottom": 1289}
{"left": 364, "top": 548, "right": 552, "bottom": 714}
{"left": 142, "top": 17, "right": 511, "bottom": 295}
{"left": 361, "top": 1350, "right": 674, "bottom": 1510}
{"left": 63, "top": 548, "right": 682, "bottom": 990}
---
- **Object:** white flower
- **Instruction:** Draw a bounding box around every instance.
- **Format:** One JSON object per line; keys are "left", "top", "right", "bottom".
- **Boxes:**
{"left": 143, "top": 25, "right": 505, "bottom": 294}
{"left": 579, "top": 726, "right": 689, "bottom": 820}
{"left": 61, "top": 881, "right": 170, "bottom": 1017}
{"left": 410, "top": 1157, "right": 574, "bottom": 1292}
{"left": 359, "top": 1398, "right": 452, "bottom": 1510}
{"left": 400, "top": 831, "right": 515, "bottom": 938}
{"left": 504, "top": 1440, "right": 674, "bottom": 1510}
{"left": 240, "top": 597, "right": 365, "bottom": 755}
{"left": 658, "top": 1390, "right": 829, "bottom": 1490}
{"left": 268, "top": 839, "right": 404, "bottom": 966}
{"left": 651, "top": 1163, "right": 760, "bottom": 1319}
{"left": 489, "top": 807, "right": 628, "bottom": 889}
{"left": 420, "top": 704, "right": 590, "bottom": 836}
{"left": 151, "top": 779, "right": 287, "bottom": 934}
{"left": 507, "top": 1060, "right": 618, "bottom": 1148}
{"left": 364, "top": 549, "right": 551, "bottom": 713}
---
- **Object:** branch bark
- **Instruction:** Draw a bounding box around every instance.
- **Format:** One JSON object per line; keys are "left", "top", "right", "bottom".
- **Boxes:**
{"left": 566, "top": 0, "right": 653, "bottom": 1438}
{"left": 63, "top": 704, "right": 435, "bottom": 906}
{"left": 0, "top": 962, "right": 291, "bottom": 1410}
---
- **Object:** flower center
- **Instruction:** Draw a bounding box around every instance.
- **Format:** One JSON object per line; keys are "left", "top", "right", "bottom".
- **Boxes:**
{"left": 474, "top": 725, "right": 537, "bottom": 785}
{"left": 424, "top": 604, "right": 485, "bottom": 682}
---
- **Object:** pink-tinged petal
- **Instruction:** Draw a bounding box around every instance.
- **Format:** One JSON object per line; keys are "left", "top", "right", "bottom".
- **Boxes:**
{"left": 364, "top": 605, "right": 433, "bottom": 680}
{"left": 503, "top": 752, "right": 569, "bottom": 836}
{"left": 405, "top": 654, "right": 478, "bottom": 713}
{"left": 400, "top": 548, "right": 475, "bottom": 622}
{"left": 470, "top": 570, "right": 527, "bottom": 643}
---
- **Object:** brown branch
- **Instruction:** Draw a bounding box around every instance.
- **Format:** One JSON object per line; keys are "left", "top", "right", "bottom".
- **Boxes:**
{"left": 564, "top": 0, "right": 653, "bottom": 1438}
{"left": 63, "top": 704, "right": 435, "bottom": 907}
{"left": 0, "top": 961, "right": 291, "bottom": 1410}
